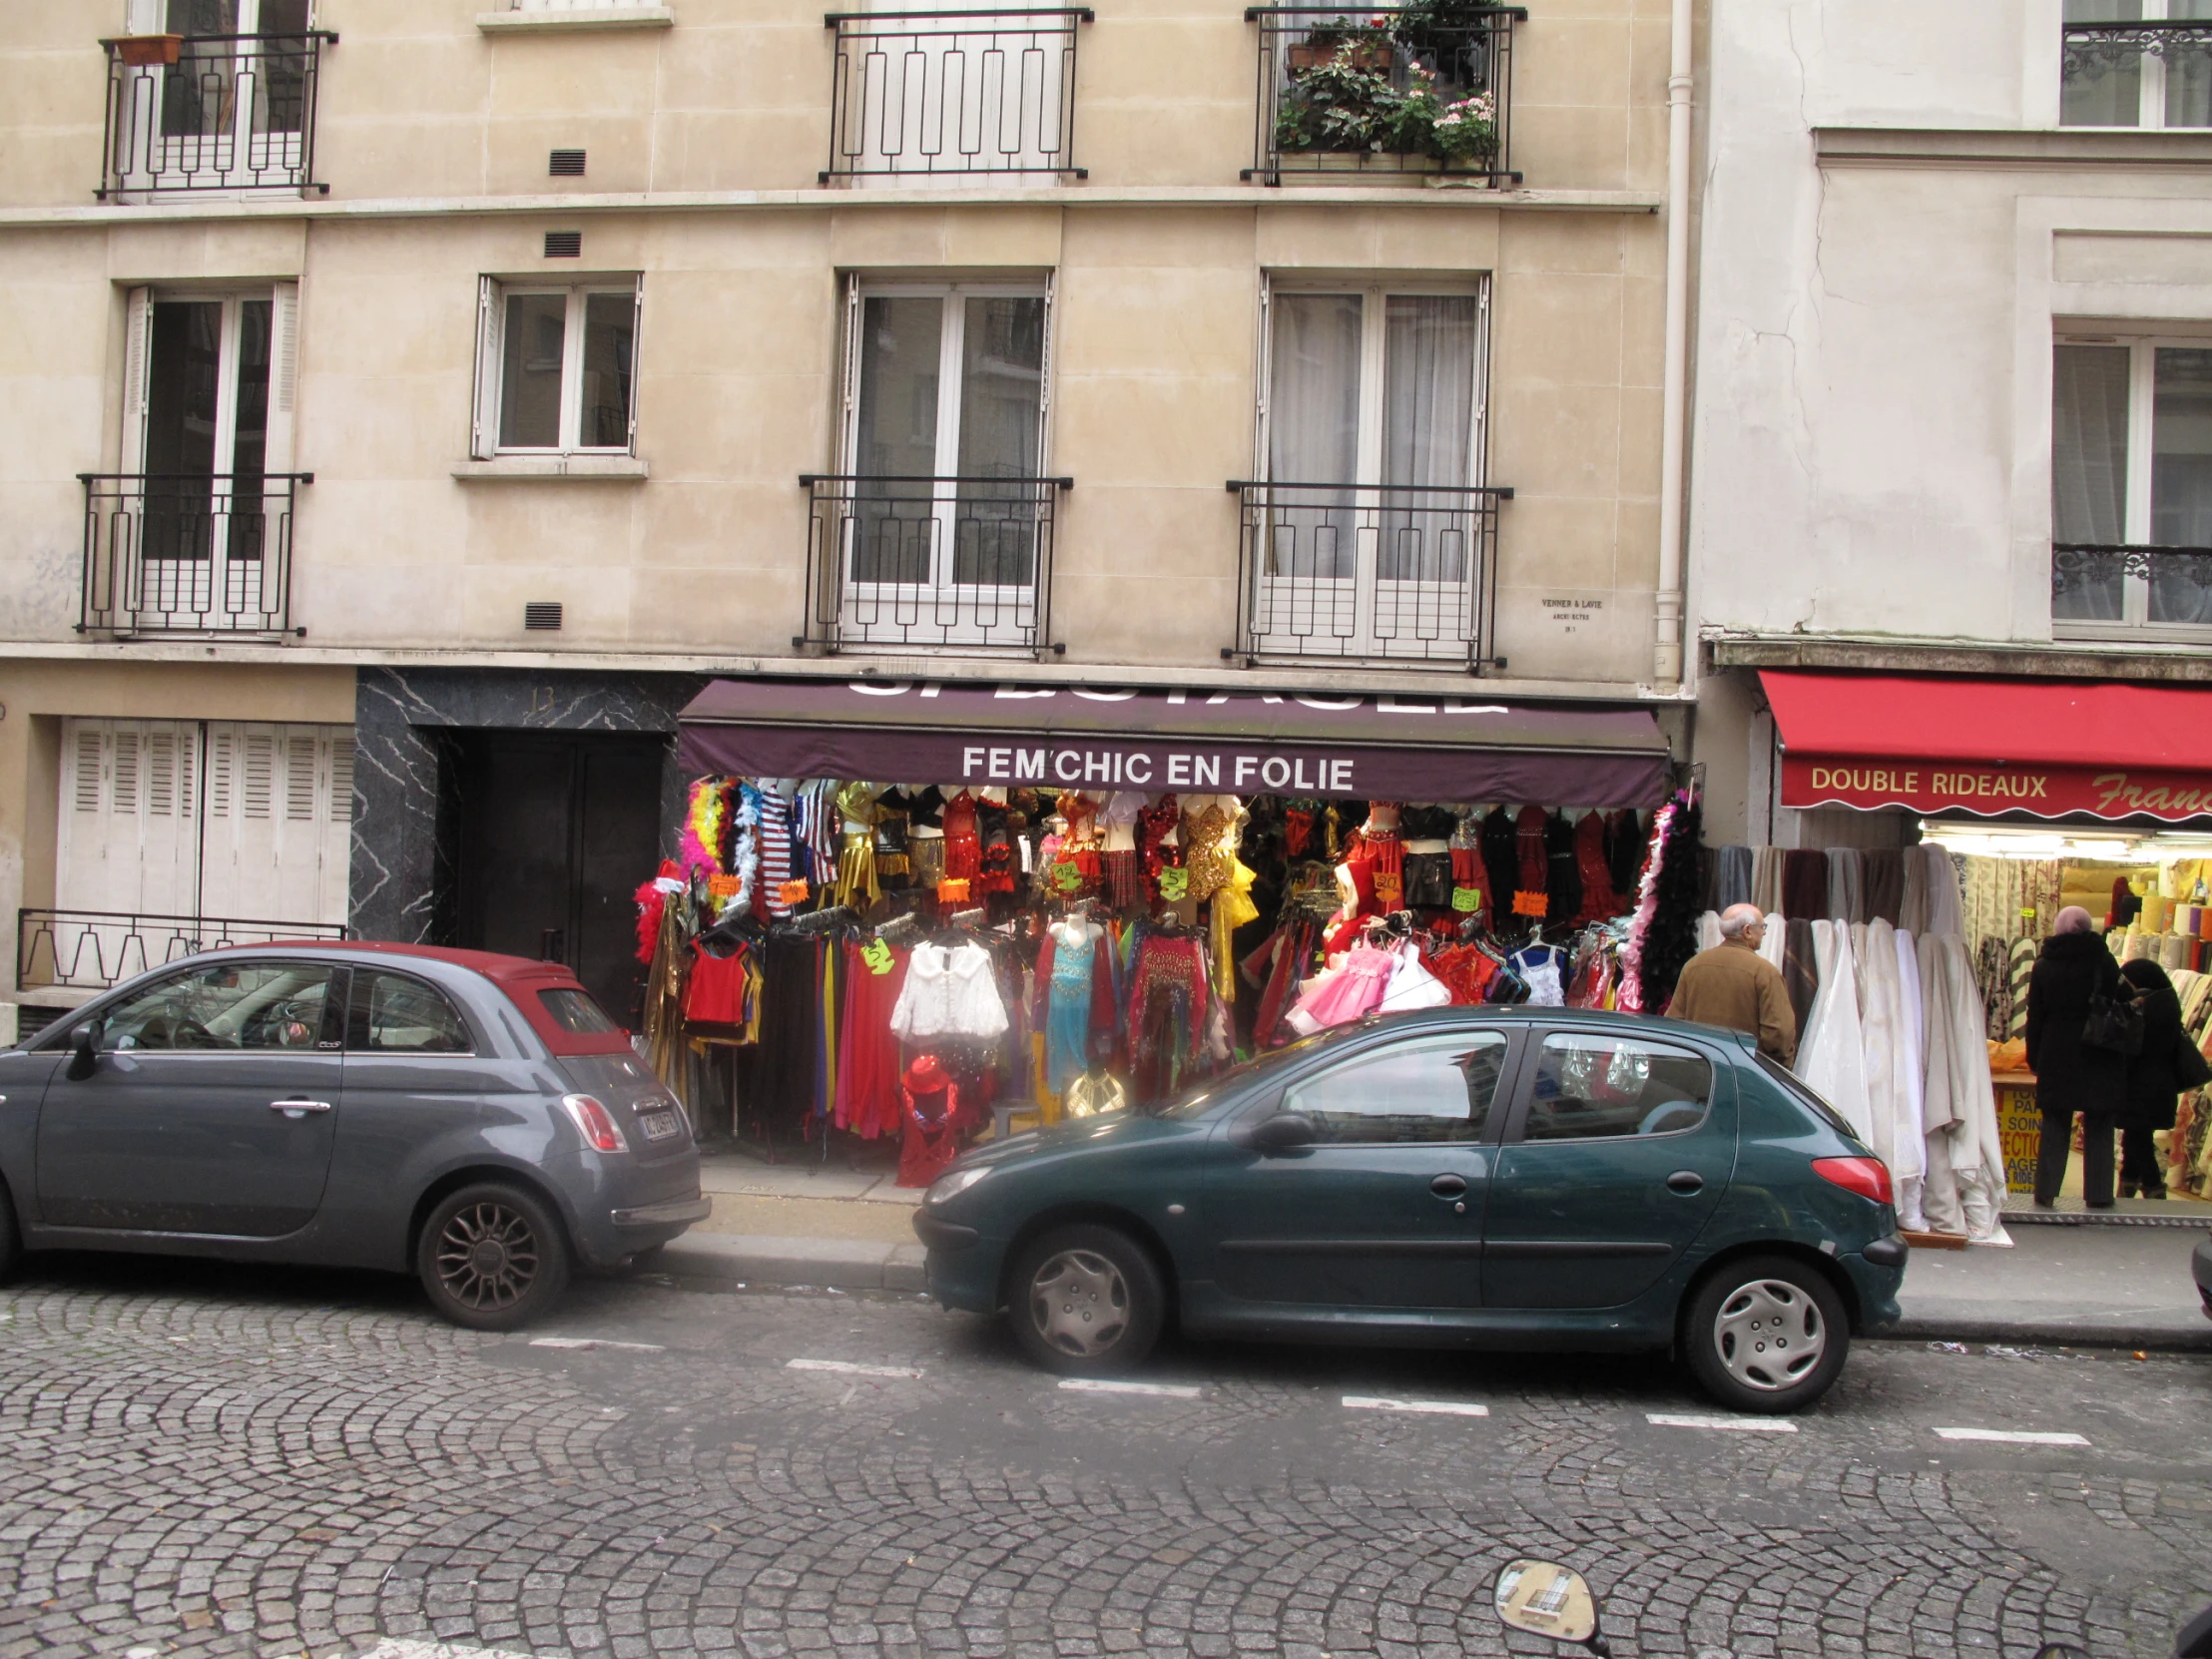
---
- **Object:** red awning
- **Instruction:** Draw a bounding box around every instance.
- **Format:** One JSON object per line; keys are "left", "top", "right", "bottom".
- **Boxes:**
{"left": 1761, "top": 670, "right": 2212, "bottom": 822}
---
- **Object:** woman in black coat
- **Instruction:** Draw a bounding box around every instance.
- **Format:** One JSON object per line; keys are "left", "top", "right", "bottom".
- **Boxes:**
{"left": 2023, "top": 906, "right": 2127, "bottom": 1207}
{"left": 2117, "top": 957, "right": 2211, "bottom": 1199}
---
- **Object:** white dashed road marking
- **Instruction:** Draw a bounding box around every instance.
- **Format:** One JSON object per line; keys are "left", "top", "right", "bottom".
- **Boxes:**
{"left": 1057, "top": 1379, "right": 1203, "bottom": 1398}
{"left": 1342, "top": 1394, "right": 1490, "bottom": 1417}
{"left": 1647, "top": 1412, "right": 1800, "bottom": 1432}
{"left": 787, "top": 1358, "right": 924, "bottom": 1379}
{"left": 530, "top": 1337, "right": 664, "bottom": 1354}
{"left": 1933, "top": 1426, "right": 2090, "bottom": 1446}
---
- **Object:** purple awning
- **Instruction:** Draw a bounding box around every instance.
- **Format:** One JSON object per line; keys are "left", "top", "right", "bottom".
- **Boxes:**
{"left": 679, "top": 679, "right": 1673, "bottom": 807}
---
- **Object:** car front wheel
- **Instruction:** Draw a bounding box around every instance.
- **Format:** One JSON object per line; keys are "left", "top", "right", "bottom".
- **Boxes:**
{"left": 1007, "top": 1224, "right": 1166, "bottom": 1377}
{"left": 1682, "top": 1254, "right": 1849, "bottom": 1414}
{"left": 417, "top": 1182, "right": 572, "bottom": 1331}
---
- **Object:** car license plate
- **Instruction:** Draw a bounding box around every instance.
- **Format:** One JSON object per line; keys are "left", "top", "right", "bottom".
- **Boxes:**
{"left": 637, "top": 1109, "right": 681, "bottom": 1143}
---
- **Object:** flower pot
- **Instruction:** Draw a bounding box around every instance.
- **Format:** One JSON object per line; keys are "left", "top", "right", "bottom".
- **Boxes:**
{"left": 1287, "top": 38, "right": 1395, "bottom": 75}
{"left": 115, "top": 33, "right": 184, "bottom": 67}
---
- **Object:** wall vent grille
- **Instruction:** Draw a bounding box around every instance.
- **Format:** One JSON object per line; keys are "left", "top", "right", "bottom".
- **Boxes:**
{"left": 549, "top": 149, "right": 586, "bottom": 177}
{"left": 525, "top": 602, "right": 564, "bottom": 631}
{"left": 543, "top": 231, "right": 583, "bottom": 258}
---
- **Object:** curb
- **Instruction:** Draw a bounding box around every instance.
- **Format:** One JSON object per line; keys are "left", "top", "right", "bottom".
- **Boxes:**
{"left": 663, "top": 1232, "right": 930, "bottom": 1295}
{"left": 1887, "top": 1307, "right": 2212, "bottom": 1352}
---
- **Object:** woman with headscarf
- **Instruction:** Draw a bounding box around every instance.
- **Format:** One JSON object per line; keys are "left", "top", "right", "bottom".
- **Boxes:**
{"left": 2117, "top": 956, "right": 2212, "bottom": 1199}
{"left": 2024, "top": 905, "right": 2127, "bottom": 1208}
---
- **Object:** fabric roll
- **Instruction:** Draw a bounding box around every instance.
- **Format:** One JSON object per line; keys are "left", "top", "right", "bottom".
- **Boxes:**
{"left": 1758, "top": 910, "right": 1788, "bottom": 976}
{"left": 1712, "top": 844, "right": 1754, "bottom": 913}
{"left": 1853, "top": 920, "right": 1901, "bottom": 1172}
{"left": 1799, "top": 921, "right": 1874, "bottom": 1145}
{"left": 2163, "top": 932, "right": 2191, "bottom": 970}
{"left": 1863, "top": 849, "right": 1906, "bottom": 926}
{"left": 1895, "top": 926, "right": 1927, "bottom": 1155}
{"left": 1752, "top": 846, "right": 1787, "bottom": 916}
{"left": 1827, "top": 848, "right": 1865, "bottom": 924}
{"left": 1782, "top": 849, "right": 1831, "bottom": 920}
{"left": 1918, "top": 933, "right": 2011, "bottom": 1244}
{"left": 1783, "top": 916, "right": 1820, "bottom": 1036}
{"left": 1696, "top": 910, "right": 1722, "bottom": 953}
{"left": 1975, "top": 935, "right": 2009, "bottom": 1043}
{"left": 1907, "top": 845, "right": 1965, "bottom": 937}
{"left": 2004, "top": 936, "right": 2035, "bottom": 1042}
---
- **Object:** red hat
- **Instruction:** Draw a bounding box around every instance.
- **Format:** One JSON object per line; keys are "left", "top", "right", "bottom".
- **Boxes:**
{"left": 905, "top": 1054, "right": 950, "bottom": 1092}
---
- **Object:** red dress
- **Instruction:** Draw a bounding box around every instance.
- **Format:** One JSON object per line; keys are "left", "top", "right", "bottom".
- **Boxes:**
{"left": 896, "top": 1082, "right": 961, "bottom": 1187}
{"left": 942, "top": 790, "right": 982, "bottom": 882}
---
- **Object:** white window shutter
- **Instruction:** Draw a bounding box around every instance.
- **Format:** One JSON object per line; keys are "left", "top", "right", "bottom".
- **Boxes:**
{"left": 127, "top": 0, "right": 163, "bottom": 32}
{"left": 120, "top": 286, "right": 153, "bottom": 477}
{"left": 836, "top": 271, "right": 861, "bottom": 471}
{"left": 1254, "top": 272, "right": 1273, "bottom": 481}
{"left": 627, "top": 275, "right": 644, "bottom": 456}
{"left": 470, "top": 276, "right": 502, "bottom": 460}
{"left": 1471, "top": 277, "right": 1492, "bottom": 487}
{"left": 266, "top": 280, "right": 299, "bottom": 475}
{"left": 1036, "top": 271, "right": 1056, "bottom": 464}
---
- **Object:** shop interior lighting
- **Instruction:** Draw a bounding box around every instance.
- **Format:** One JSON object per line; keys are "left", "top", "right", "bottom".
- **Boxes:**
{"left": 1918, "top": 822, "right": 2212, "bottom": 863}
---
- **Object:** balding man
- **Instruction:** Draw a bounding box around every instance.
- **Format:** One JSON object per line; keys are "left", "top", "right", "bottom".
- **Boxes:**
{"left": 1665, "top": 903, "right": 1797, "bottom": 1066}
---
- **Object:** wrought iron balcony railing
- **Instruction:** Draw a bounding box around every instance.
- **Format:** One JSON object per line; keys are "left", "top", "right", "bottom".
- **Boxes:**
{"left": 99, "top": 30, "right": 335, "bottom": 198}
{"left": 1229, "top": 479, "right": 1511, "bottom": 669}
{"left": 79, "top": 472, "right": 310, "bottom": 639}
{"left": 800, "top": 473, "right": 1069, "bottom": 655}
{"left": 18, "top": 908, "right": 348, "bottom": 994}
{"left": 2052, "top": 542, "right": 2212, "bottom": 629}
{"left": 824, "top": 8, "right": 1091, "bottom": 183}
{"left": 1245, "top": 5, "right": 1522, "bottom": 186}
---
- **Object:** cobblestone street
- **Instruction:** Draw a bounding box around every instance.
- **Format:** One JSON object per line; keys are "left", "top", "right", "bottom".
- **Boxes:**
{"left": 2, "top": 1255, "right": 2207, "bottom": 1659}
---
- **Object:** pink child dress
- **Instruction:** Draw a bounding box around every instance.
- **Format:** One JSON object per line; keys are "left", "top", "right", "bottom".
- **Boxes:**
{"left": 1286, "top": 942, "right": 1398, "bottom": 1034}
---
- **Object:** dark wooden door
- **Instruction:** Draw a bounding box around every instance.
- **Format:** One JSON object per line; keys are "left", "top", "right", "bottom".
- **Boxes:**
{"left": 453, "top": 732, "right": 663, "bottom": 1027}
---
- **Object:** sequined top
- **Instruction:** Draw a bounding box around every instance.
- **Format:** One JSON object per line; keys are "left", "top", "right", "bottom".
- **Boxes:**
{"left": 1181, "top": 803, "right": 1238, "bottom": 901}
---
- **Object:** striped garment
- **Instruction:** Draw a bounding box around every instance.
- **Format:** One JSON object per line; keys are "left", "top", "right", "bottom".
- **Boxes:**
{"left": 757, "top": 787, "right": 796, "bottom": 917}
{"left": 2005, "top": 935, "right": 2036, "bottom": 1042}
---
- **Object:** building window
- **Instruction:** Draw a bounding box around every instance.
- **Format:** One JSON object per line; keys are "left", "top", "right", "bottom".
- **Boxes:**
{"left": 2052, "top": 337, "right": 2212, "bottom": 631}
{"left": 471, "top": 276, "right": 640, "bottom": 457}
{"left": 2061, "top": 0, "right": 2212, "bottom": 129}
{"left": 843, "top": 278, "right": 1050, "bottom": 587}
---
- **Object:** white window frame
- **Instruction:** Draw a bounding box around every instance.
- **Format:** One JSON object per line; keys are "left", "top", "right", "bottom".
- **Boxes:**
{"left": 1254, "top": 274, "right": 1492, "bottom": 655}
{"left": 835, "top": 275, "right": 1055, "bottom": 600}
{"left": 115, "top": 0, "right": 316, "bottom": 192}
{"left": 2052, "top": 327, "right": 2212, "bottom": 641}
{"left": 2061, "top": 0, "right": 2212, "bottom": 131}
{"left": 471, "top": 276, "right": 643, "bottom": 459}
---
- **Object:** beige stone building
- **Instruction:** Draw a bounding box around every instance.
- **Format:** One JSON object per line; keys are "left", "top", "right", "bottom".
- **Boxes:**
{"left": 0, "top": 0, "right": 1697, "bottom": 1033}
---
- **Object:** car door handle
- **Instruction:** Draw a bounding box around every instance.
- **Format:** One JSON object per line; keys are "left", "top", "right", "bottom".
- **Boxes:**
{"left": 1666, "top": 1170, "right": 1704, "bottom": 1195}
{"left": 270, "top": 1098, "right": 333, "bottom": 1116}
{"left": 1430, "top": 1174, "right": 1467, "bottom": 1198}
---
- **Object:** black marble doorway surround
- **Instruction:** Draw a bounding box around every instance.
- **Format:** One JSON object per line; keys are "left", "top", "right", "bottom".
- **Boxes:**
{"left": 348, "top": 666, "right": 708, "bottom": 949}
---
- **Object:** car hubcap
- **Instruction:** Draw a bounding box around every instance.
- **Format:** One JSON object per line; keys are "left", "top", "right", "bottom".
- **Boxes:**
{"left": 436, "top": 1202, "right": 539, "bottom": 1310}
{"left": 1028, "top": 1248, "right": 1129, "bottom": 1359}
{"left": 1713, "top": 1277, "right": 1825, "bottom": 1391}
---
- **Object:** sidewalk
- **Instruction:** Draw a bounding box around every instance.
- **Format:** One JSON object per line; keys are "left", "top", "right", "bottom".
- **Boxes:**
{"left": 663, "top": 1147, "right": 2212, "bottom": 1348}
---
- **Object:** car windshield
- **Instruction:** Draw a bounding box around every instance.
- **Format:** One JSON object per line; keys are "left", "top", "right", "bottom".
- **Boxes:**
{"left": 537, "top": 987, "right": 621, "bottom": 1033}
{"left": 1148, "top": 1025, "right": 1366, "bottom": 1120}
{"left": 1753, "top": 1052, "right": 1861, "bottom": 1140}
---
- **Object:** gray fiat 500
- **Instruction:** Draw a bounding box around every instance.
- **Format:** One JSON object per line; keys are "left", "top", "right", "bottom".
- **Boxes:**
{"left": 0, "top": 941, "right": 707, "bottom": 1329}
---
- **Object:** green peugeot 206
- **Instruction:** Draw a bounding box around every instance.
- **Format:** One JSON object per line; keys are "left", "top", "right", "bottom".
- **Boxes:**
{"left": 913, "top": 1007, "right": 1908, "bottom": 1414}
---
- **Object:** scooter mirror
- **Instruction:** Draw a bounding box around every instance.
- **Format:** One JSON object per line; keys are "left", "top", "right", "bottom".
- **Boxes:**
{"left": 1494, "top": 1559, "right": 1600, "bottom": 1646}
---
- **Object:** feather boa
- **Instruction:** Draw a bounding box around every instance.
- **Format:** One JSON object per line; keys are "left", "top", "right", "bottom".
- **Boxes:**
{"left": 1617, "top": 799, "right": 1675, "bottom": 1013}
{"left": 680, "top": 778, "right": 730, "bottom": 881}
{"left": 634, "top": 858, "right": 681, "bottom": 965}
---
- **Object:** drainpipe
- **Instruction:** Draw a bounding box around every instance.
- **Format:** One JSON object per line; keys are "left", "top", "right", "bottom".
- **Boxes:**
{"left": 1653, "top": 0, "right": 1694, "bottom": 690}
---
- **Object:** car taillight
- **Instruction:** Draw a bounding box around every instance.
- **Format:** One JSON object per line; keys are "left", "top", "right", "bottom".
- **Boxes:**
{"left": 1812, "top": 1155, "right": 1893, "bottom": 1207}
{"left": 561, "top": 1093, "right": 627, "bottom": 1154}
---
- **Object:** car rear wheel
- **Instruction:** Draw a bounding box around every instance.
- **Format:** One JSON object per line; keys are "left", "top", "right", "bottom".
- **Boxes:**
{"left": 417, "top": 1182, "right": 571, "bottom": 1331}
{"left": 1007, "top": 1224, "right": 1165, "bottom": 1377}
{"left": 1682, "top": 1254, "right": 1849, "bottom": 1414}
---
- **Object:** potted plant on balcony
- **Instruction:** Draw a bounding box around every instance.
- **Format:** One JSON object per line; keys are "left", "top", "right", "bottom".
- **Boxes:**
{"left": 1286, "top": 13, "right": 1396, "bottom": 74}
{"left": 1277, "top": 42, "right": 1403, "bottom": 156}
{"left": 114, "top": 33, "right": 185, "bottom": 66}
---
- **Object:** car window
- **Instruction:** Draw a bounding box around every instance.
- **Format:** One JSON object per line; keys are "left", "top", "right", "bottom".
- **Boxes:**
{"left": 536, "top": 986, "right": 620, "bottom": 1034}
{"left": 355, "top": 971, "right": 473, "bottom": 1054}
{"left": 1281, "top": 1031, "right": 1510, "bottom": 1145}
{"left": 100, "top": 962, "right": 337, "bottom": 1053}
{"left": 1752, "top": 1052, "right": 1858, "bottom": 1140}
{"left": 1521, "top": 1032, "right": 1713, "bottom": 1142}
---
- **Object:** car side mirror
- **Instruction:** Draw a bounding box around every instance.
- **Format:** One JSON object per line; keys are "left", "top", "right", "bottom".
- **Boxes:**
{"left": 65, "top": 1018, "right": 103, "bottom": 1082}
{"left": 1242, "top": 1112, "right": 1318, "bottom": 1155}
{"left": 1494, "top": 1560, "right": 1607, "bottom": 1655}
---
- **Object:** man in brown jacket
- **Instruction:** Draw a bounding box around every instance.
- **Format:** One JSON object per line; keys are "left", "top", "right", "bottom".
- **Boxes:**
{"left": 1666, "top": 903, "right": 1797, "bottom": 1065}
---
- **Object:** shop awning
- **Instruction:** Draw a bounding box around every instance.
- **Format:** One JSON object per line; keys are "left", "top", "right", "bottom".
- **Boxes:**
{"left": 1762, "top": 669, "right": 2212, "bottom": 822}
{"left": 679, "top": 679, "right": 1674, "bottom": 807}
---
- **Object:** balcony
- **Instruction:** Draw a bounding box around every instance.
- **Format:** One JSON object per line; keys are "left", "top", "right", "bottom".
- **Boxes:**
{"left": 823, "top": 8, "right": 1091, "bottom": 184}
{"left": 2062, "top": 14, "right": 2212, "bottom": 129}
{"left": 18, "top": 908, "right": 348, "bottom": 995}
{"left": 2052, "top": 542, "right": 2212, "bottom": 636}
{"left": 1245, "top": 5, "right": 1522, "bottom": 186}
{"left": 1229, "top": 480, "right": 1510, "bottom": 669}
{"left": 79, "top": 472, "right": 309, "bottom": 639}
{"left": 99, "top": 30, "right": 335, "bottom": 198}
{"left": 800, "top": 473, "right": 1069, "bottom": 655}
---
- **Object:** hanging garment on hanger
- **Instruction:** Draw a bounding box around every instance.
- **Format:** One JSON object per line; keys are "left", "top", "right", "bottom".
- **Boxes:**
{"left": 1508, "top": 943, "right": 1568, "bottom": 1007}
{"left": 1710, "top": 844, "right": 1754, "bottom": 914}
{"left": 1751, "top": 846, "right": 1787, "bottom": 916}
{"left": 889, "top": 941, "right": 1009, "bottom": 1041}
{"left": 1781, "top": 849, "right": 1830, "bottom": 920}
{"left": 1827, "top": 848, "right": 1865, "bottom": 924}
{"left": 1379, "top": 940, "right": 1451, "bottom": 1013}
{"left": 1797, "top": 920, "right": 1873, "bottom": 1146}
{"left": 1862, "top": 848, "right": 1905, "bottom": 926}
{"left": 1044, "top": 924, "right": 1101, "bottom": 1096}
